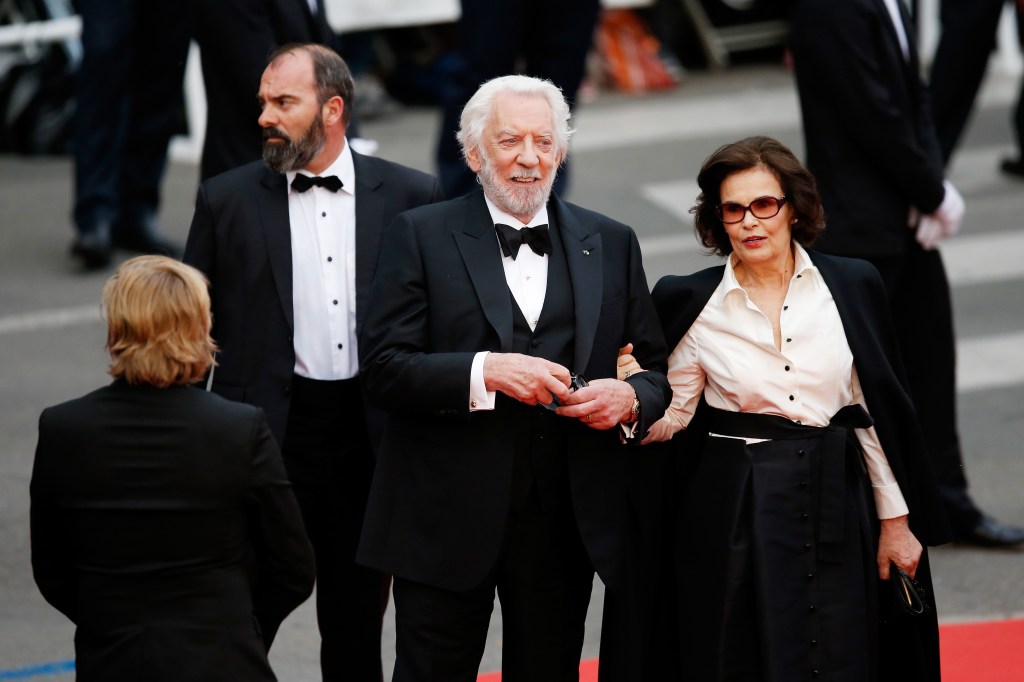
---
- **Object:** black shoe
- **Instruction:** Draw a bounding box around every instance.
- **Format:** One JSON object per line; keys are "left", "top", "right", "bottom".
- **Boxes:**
{"left": 999, "top": 157, "right": 1024, "bottom": 179}
{"left": 955, "top": 514, "right": 1024, "bottom": 547}
{"left": 70, "top": 223, "right": 112, "bottom": 270}
{"left": 113, "top": 217, "right": 183, "bottom": 259}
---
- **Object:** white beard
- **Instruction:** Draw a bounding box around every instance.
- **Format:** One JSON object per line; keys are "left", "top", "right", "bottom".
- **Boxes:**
{"left": 477, "top": 149, "right": 555, "bottom": 219}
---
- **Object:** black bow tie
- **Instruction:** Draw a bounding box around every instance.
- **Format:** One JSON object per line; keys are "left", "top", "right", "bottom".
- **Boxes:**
{"left": 495, "top": 223, "right": 552, "bottom": 260}
{"left": 291, "top": 174, "right": 343, "bottom": 193}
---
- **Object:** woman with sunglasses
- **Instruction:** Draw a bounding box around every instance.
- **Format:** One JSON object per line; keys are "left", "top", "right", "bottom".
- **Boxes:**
{"left": 633, "top": 136, "right": 949, "bottom": 680}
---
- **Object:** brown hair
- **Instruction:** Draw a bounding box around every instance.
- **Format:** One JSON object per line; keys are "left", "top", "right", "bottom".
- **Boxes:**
{"left": 103, "top": 256, "right": 217, "bottom": 387}
{"left": 267, "top": 43, "right": 355, "bottom": 125}
{"left": 691, "top": 136, "right": 826, "bottom": 257}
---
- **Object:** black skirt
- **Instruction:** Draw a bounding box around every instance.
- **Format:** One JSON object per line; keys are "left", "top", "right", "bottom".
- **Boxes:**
{"left": 674, "top": 407, "right": 940, "bottom": 682}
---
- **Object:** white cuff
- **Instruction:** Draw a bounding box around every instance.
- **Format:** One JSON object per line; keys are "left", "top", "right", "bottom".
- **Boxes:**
{"left": 470, "top": 351, "right": 496, "bottom": 411}
{"left": 873, "top": 482, "right": 910, "bottom": 520}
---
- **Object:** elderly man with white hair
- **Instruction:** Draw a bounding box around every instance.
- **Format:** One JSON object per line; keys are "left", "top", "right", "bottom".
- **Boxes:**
{"left": 356, "top": 75, "right": 673, "bottom": 682}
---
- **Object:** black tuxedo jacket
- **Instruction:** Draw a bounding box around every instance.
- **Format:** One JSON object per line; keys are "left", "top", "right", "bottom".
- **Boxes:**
{"left": 651, "top": 250, "right": 951, "bottom": 545}
{"left": 183, "top": 152, "right": 443, "bottom": 446}
{"left": 31, "top": 381, "right": 315, "bottom": 681}
{"left": 356, "top": 190, "right": 672, "bottom": 592}
{"left": 789, "top": 0, "right": 946, "bottom": 257}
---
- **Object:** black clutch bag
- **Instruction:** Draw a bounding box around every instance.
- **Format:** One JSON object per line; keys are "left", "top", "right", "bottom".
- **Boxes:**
{"left": 891, "top": 563, "right": 930, "bottom": 617}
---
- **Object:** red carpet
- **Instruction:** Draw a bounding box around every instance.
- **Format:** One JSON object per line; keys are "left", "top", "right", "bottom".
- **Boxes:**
{"left": 476, "top": 619, "right": 1024, "bottom": 682}
{"left": 940, "top": 618, "right": 1024, "bottom": 682}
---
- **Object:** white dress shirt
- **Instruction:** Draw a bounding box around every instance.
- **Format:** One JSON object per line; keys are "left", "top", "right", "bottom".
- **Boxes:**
{"left": 469, "top": 196, "right": 550, "bottom": 411}
{"left": 286, "top": 141, "right": 358, "bottom": 381}
{"left": 652, "top": 244, "right": 908, "bottom": 519}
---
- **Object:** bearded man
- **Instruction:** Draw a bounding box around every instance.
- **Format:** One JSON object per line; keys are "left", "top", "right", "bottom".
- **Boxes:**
{"left": 183, "top": 43, "right": 442, "bottom": 682}
{"left": 356, "top": 75, "right": 673, "bottom": 682}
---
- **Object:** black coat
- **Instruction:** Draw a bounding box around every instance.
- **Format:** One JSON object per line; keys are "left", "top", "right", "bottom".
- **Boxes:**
{"left": 790, "top": 0, "right": 946, "bottom": 257}
{"left": 30, "top": 381, "right": 315, "bottom": 682}
{"left": 652, "top": 250, "right": 951, "bottom": 680}
{"left": 356, "top": 190, "right": 672, "bottom": 593}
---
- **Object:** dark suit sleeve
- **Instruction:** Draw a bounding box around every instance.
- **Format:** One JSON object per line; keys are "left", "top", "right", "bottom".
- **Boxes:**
{"left": 183, "top": 183, "right": 215, "bottom": 279}
{"left": 621, "top": 229, "right": 672, "bottom": 440}
{"left": 29, "top": 410, "right": 78, "bottom": 623}
{"left": 359, "top": 211, "right": 479, "bottom": 415}
{"left": 245, "top": 411, "right": 315, "bottom": 648}
{"left": 791, "top": 1, "right": 945, "bottom": 212}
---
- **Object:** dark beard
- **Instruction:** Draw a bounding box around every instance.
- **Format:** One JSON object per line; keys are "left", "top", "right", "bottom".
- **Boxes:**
{"left": 262, "top": 114, "right": 327, "bottom": 174}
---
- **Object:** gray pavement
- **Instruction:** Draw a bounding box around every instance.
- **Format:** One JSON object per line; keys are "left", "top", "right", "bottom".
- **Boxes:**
{"left": 2, "top": 62, "right": 1023, "bottom": 680}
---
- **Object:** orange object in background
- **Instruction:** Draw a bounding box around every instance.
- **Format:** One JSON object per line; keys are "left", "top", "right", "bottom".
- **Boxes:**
{"left": 594, "top": 9, "right": 679, "bottom": 93}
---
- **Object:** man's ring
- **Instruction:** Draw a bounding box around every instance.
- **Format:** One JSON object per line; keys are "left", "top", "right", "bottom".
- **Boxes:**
{"left": 586, "top": 414, "right": 592, "bottom": 422}
{"left": 625, "top": 371, "right": 632, "bottom": 379}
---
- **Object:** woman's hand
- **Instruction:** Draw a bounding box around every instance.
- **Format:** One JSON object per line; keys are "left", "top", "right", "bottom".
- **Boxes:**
{"left": 640, "top": 418, "right": 675, "bottom": 445}
{"left": 877, "top": 514, "right": 922, "bottom": 580}
{"left": 616, "top": 343, "right": 644, "bottom": 381}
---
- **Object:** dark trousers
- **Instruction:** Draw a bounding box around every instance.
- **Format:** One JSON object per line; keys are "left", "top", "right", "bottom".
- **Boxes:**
{"left": 862, "top": 239, "right": 981, "bottom": 533}
{"left": 930, "top": 0, "right": 1005, "bottom": 163}
{"left": 435, "top": 0, "right": 601, "bottom": 200}
{"left": 282, "top": 376, "right": 388, "bottom": 682}
{"left": 72, "top": 0, "right": 189, "bottom": 236}
{"left": 391, "top": 487, "right": 594, "bottom": 682}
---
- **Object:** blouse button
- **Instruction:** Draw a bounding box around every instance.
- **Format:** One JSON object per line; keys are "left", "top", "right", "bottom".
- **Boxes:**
{"left": 783, "top": 305, "right": 789, "bottom": 310}
{"left": 327, "top": 256, "right": 333, "bottom": 262}
{"left": 321, "top": 211, "right": 326, "bottom": 217}
{"left": 785, "top": 365, "right": 791, "bottom": 371}
{"left": 789, "top": 395, "right": 795, "bottom": 401}
{"left": 786, "top": 337, "right": 792, "bottom": 343}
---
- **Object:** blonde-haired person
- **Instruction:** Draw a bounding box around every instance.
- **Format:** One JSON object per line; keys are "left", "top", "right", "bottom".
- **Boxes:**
{"left": 30, "top": 256, "right": 315, "bottom": 682}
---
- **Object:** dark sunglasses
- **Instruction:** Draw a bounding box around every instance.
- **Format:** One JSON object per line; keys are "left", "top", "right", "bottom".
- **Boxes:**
{"left": 716, "top": 195, "right": 787, "bottom": 224}
{"left": 891, "top": 563, "right": 929, "bottom": 617}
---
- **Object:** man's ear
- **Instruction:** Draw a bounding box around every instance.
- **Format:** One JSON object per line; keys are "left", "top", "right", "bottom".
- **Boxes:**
{"left": 466, "top": 145, "right": 482, "bottom": 173}
{"left": 323, "top": 96, "right": 344, "bottom": 128}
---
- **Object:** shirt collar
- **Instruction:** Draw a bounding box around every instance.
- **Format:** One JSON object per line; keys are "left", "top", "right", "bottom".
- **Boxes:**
{"left": 286, "top": 139, "right": 355, "bottom": 196}
{"left": 716, "top": 242, "right": 820, "bottom": 305}
{"left": 482, "top": 194, "right": 549, "bottom": 229}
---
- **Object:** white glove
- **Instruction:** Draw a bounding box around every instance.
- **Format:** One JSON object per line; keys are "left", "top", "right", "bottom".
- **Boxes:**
{"left": 914, "top": 180, "right": 965, "bottom": 250}
{"left": 935, "top": 180, "right": 965, "bottom": 238}
{"left": 915, "top": 214, "right": 944, "bottom": 250}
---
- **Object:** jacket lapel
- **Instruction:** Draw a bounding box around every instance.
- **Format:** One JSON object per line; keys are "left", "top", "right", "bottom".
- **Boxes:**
{"left": 353, "top": 151, "right": 384, "bottom": 334}
{"left": 453, "top": 192, "right": 515, "bottom": 351}
{"left": 259, "top": 168, "right": 295, "bottom": 333}
{"left": 553, "top": 198, "right": 603, "bottom": 373}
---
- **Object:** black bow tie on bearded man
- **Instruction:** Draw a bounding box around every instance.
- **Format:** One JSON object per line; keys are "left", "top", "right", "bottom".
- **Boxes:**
{"left": 291, "top": 173, "right": 343, "bottom": 193}
{"left": 494, "top": 223, "right": 552, "bottom": 260}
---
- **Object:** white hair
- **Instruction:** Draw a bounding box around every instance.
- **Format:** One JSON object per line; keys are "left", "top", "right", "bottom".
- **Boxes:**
{"left": 456, "top": 75, "right": 575, "bottom": 166}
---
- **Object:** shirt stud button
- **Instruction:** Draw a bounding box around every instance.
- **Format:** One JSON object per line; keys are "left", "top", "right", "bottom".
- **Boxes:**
{"left": 337, "top": 343, "right": 343, "bottom": 349}
{"left": 327, "top": 256, "right": 333, "bottom": 262}
{"left": 321, "top": 211, "right": 326, "bottom": 217}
